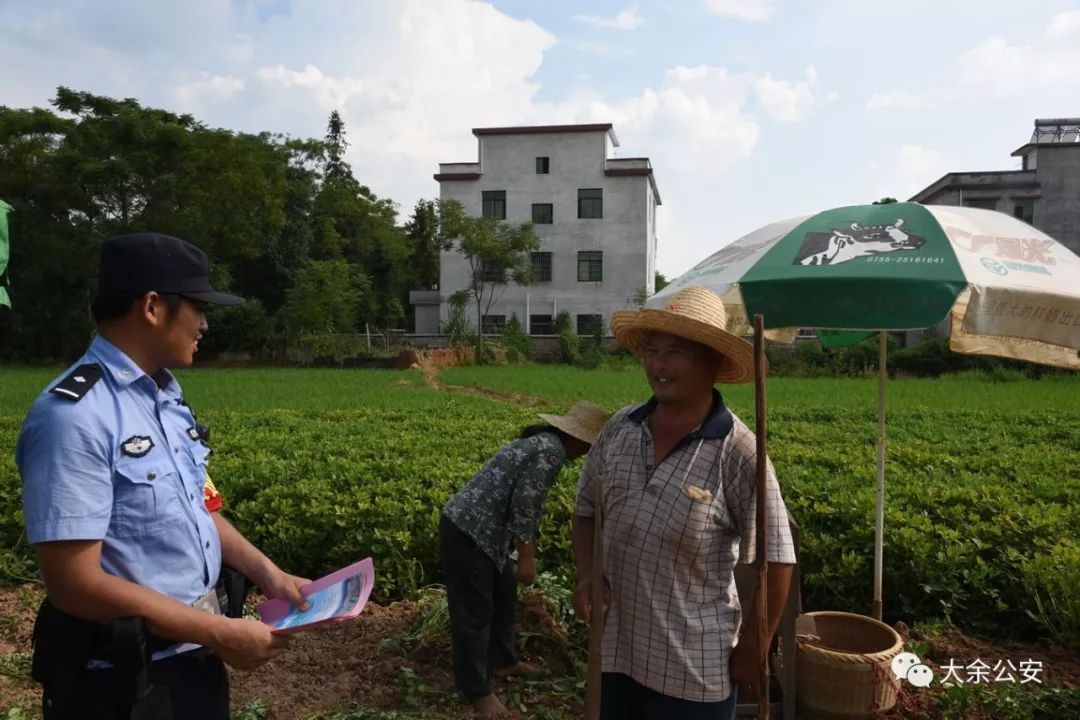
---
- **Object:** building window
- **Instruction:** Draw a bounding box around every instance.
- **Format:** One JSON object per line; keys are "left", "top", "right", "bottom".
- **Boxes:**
{"left": 578, "top": 251, "right": 603, "bottom": 282}
{"left": 536, "top": 156, "right": 550, "bottom": 174}
{"left": 530, "top": 314, "right": 554, "bottom": 335}
{"left": 963, "top": 198, "right": 997, "bottom": 211}
{"left": 577, "top": 314, "right": 603, "bottom": 336}
{"left": 480, "top": 259, "right": 505, "bottom": 282}
{"left": 530, "top": 252, "right": 552, "bottom": 282}
{"left": 1013, "top": 200, "right": 1034, "bottom": 225}
{"left": 532, "top": 203, "right": 554, "bottom": 224}
{"left": 578, "top": 188, "right": 603, "bottom": 219}
{"left": 482, "top": 190, "right": 506, "bottom": 219}
{"left": 481, "top": 315, "right": 506, "bottom": 334}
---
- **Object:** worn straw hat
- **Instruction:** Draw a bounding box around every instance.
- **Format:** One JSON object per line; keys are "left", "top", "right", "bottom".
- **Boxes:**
{"left": 610, "top": 286, "right": 757, "bottom": 384}
{"left": 538, "top": 401, "right": 610, "bottom": 445}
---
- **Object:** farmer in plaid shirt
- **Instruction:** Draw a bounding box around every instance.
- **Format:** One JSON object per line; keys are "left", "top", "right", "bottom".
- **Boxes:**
{"left": 572, "top": 286, "right": 796, "bottom": 720}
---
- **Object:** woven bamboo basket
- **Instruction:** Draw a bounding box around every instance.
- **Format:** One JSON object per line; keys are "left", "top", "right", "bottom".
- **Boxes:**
{"left": 795, "top": 611, "right": 904, "bottom": 720}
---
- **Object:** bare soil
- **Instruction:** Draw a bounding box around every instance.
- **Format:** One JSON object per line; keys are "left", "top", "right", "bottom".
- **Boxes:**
{"left": 1, "top": 584, "right": 1076, "bottom": 719}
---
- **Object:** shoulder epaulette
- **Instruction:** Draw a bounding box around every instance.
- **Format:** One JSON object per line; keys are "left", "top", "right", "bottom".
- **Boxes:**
{"left": 49, "top": 363, "right": 103, "bottom": 402}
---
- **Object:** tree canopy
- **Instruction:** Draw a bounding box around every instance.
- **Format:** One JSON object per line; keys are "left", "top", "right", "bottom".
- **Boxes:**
{"left": 0, "top": 88, "right": 441, "bottom": 361}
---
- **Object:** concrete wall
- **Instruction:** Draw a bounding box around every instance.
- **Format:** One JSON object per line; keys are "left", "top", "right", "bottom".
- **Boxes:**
{"left": 1034, "top": 145, "right": 1080, "bottom": 256}
{"left": 914, "top": 151, "right": 1080, "bottom": 257}
{"left": 436, "top": 128, "right": 658, "bottom": 335}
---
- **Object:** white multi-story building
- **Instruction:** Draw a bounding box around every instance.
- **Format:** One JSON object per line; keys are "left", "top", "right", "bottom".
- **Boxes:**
{"left": 412, "top": 123, "right": 661, "bottom": 336}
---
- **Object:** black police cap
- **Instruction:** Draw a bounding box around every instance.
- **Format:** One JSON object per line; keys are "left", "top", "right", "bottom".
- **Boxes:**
{"left": 98, "top": 233, "right": 243, "bottom": 306}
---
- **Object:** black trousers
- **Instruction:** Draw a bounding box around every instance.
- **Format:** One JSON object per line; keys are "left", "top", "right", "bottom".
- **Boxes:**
{"left": 439, "top": 514, "right": 518, "bottom": 699}
{"left": 43, "top": 649, "right": 229, "bottom": 720}
{"left": 600, "top": 673, "right": 738, "bottom": 720}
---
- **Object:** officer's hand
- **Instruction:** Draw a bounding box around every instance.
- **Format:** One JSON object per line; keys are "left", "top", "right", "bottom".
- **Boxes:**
{"left": 211, "top": 617, "right": 291, "bottom": 671}
{"left": 572, "top": 576, "right": 611, "bottom": 623}
{"left": 260, "top": 569, "right": 312, "bottom": 611}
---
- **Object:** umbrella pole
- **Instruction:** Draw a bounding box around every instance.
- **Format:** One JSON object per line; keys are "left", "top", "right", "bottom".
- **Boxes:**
{"left": 754, "top": 315, "right": 770, "bottom": 720}
{"left": 872, "top": 331, "right": 887, "bottom": 622}
{"left": 585, "top": 474, "right": 605, "bottom": 720}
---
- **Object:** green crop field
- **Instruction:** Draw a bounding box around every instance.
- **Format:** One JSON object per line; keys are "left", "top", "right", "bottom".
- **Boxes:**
{"left": 2, "top": 366, "right": 1078, "bottom": 649}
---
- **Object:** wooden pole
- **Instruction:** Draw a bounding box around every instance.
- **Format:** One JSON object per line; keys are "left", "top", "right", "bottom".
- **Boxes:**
{"left": 585, "top": 473, "right": 605, "bottom": 720}
{"left": 872, "top": 330, "right": 887, "bottom": 621}
{"left": 753, "top": 314, "right": 770, "bottom": 720}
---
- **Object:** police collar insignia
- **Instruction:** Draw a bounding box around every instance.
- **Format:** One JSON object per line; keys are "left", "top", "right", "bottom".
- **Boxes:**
{"left": 187, "top": 427, "right": 201, "bottom": 441}
{"left": 121, "top": 436, "right": 154, "bottom": 458}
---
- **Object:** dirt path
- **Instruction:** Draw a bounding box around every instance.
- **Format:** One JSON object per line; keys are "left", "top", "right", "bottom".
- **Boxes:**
{"left": 408, "top": 359, "right": 550, "bottom": 407}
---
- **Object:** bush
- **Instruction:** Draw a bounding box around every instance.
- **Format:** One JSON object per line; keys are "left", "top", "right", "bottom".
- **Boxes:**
{"left": 499, "top": 314, "right": 532, "bottom": 363}
{"left": 287, "top": 333, "right": 371, "bottom": 366}
{"left": 558, "top": 331, "right": 580, "bottom": 366}
{"left": 577, "top": 316, "right": 604, "bottom": 369}
{"left": 473, "top": 338, "right": 508, "bottom": 366}
{"left": 442, "top": 290, "right": 473, "bottom": 347}
{"left": 203, "top": 299, "right": 278, "bottom": 359}
{"left": 890, "top": 337, "right": 962, "bottom": 377}
{"left": 554, "top": 312, "right": 579, "bottom": 365}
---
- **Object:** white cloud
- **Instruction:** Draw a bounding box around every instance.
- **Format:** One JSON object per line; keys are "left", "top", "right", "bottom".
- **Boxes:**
{"left": 1046, "top": 9, "right": 1080, "bottom": 38}
{"left": 174, "top": 73, "right": 245, "bottom": 109}
{"left": 869, "top": 144, "right": 949, "bottom": 201}
{"left": 0, "top": 0, "right": 823, "bottom": 275}
{"left": 574, "top": 6, "right": 644, "bottom": 30}
{"left": 705, "top": 0, "right": 774, "bottom": 22}
{"left": 255, "top": 64, "right": 367, "bottom": 111}
{"left": 951, "top": 11, "right": 1080, "bottom": 97}
{"left": 753, "top": 73, "right": 815, "bottom": 122}
{"left": 867, "top": 90, "right": 929, "bottom": 110}
{"left": 867, "top": 11, "right": 1080, "bottom": 113}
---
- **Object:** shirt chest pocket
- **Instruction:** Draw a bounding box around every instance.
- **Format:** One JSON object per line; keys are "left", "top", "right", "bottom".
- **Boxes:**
{"left": 112, "top": 456, "right": 183, "bottom": 537}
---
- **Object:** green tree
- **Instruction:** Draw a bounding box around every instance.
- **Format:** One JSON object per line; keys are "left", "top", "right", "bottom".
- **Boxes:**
{"left": 437, "top": 199, "right": 539, "bottom": 349}
{"left": 324, "top": 110, "right": 352, "bottom": 183}
{"left": 404, "top": 199, "right": 440, "bottom": 290}
{"left": 284, "top": 260, "right": 358, "bottom": 336}
{"left": 312, "top": 111, "right": 409, "bottom": 327}
{"left": 873, "top": 197, "right": 898, "bottom": 205}
{"left": 0, "top": 89, "right": 413, "bottom": 361}
{"left": 633, "top": 271, "right": 671, "bottom": 306}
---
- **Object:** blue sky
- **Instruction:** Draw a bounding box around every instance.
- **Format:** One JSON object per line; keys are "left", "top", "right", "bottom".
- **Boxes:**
{"left": 2, "top": 0, "right": 1078, "bottom": 276}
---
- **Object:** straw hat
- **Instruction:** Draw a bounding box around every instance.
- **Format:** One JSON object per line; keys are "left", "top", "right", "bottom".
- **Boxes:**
{"left": 610, "top": 286, "right": 757, "bottom": 384}
{"left": 538, "top": 401, "right": 610, "bottom": 445}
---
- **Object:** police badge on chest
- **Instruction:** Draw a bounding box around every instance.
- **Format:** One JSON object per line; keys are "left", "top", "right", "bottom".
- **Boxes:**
{"left": 121, "top": 435, "right": 154, "bottom": 458}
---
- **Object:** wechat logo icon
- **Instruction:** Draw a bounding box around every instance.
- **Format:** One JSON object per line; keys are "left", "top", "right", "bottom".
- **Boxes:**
{"left": 892, "top": 652, "right": 935, "bottom": 688}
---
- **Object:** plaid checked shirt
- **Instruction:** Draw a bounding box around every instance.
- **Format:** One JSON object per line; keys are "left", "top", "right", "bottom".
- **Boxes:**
{"left": 575, "top": 390, "right": 796, "bottom": 703}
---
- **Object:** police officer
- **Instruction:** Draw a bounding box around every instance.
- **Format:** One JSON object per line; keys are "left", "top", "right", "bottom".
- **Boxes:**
{"left": 16, "top": 233, "right": 310, "bottom": 719}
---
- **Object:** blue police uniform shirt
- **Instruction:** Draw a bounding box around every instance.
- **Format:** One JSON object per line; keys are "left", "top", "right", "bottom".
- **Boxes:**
{"left": 17, "top": 335, "right": 222, "bottom": 606}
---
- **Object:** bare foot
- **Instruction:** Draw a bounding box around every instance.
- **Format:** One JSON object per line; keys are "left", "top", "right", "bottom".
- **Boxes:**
{"left": 471, "top": 693, "right": 507, "bottom": 718}
{"left": 494, "top": 660, "right": 542, "bottom": 678}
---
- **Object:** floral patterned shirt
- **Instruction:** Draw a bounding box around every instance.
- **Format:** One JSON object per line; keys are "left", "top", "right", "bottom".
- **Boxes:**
{"left": 442, "top": 431, "right": 566, "bottom": 571}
